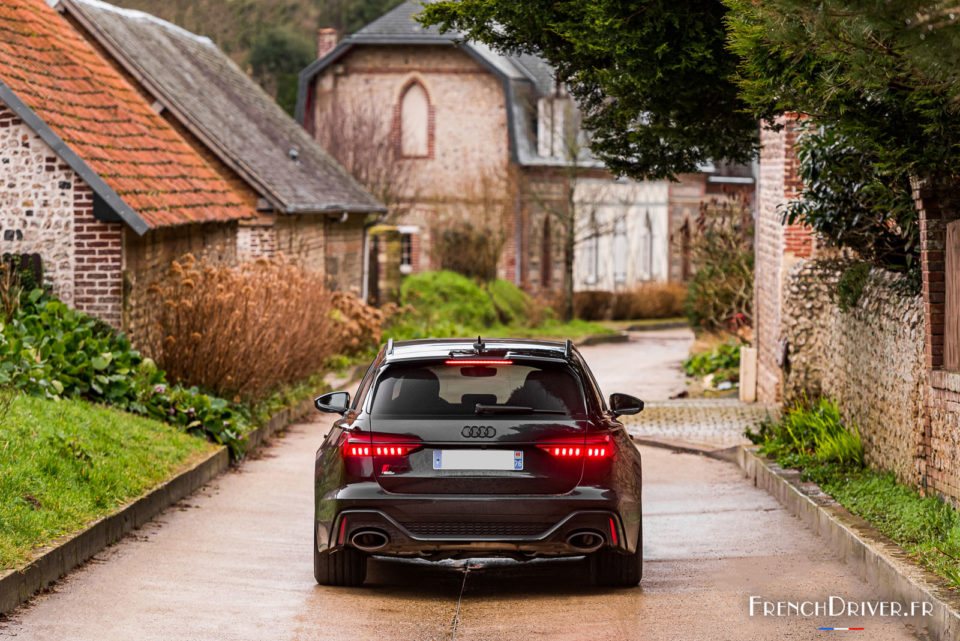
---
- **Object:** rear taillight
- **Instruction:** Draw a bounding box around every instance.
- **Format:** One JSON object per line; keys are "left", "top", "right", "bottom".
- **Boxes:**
{"left": 538, "top": 435, "right": 613, "bottom": 458}
{"left": 340, "top": 432, "right": 421, "bottom": 458}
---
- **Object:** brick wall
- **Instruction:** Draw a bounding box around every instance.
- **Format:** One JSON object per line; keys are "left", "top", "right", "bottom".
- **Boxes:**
{"left": 914, "top": 176, "right": 960, "bottom": 504}
{"left": 123, "top": 222, "right": 237, "bottom": 349}
{"left": 73, "top": 180, "right": 123, "bottom": 327}
{"left": 275, "top": 214, "right": 327, "bottom": 275}
{"left": 237, "top": 218, "right": 278, "bottom": 261}
{"left": 314, "top": 45, "right": 510, "bottom": 202}
{"left": 754, "top": 115, "right": 815, "bottom": 403}
{"left": 324, "top": 216, "right": 366, "bottom": 294}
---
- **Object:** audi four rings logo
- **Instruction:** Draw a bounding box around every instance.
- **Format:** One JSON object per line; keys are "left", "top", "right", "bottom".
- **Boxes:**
{"left": 461, "top": 425, "right": 496, "bottom": 438}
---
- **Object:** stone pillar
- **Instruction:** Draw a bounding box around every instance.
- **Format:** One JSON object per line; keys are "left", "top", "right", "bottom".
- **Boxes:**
{"left": 914, "top": 174, "right": 960, "bottom": 500}
{"left": 754, "top": 115, "right": 815, "bottom": 404}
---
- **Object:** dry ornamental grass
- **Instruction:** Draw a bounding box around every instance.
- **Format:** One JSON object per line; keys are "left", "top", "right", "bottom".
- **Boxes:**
{"left": 145, "top": 255, "right": 382, "bottom": 400}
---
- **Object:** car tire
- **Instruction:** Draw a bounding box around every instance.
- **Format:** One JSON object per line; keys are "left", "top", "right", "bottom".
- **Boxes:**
{"left": 314, "top": 526, "right": 367, "bottom": 587}
{"left": 591, "top": 523, "right": 642, "bottom": 587}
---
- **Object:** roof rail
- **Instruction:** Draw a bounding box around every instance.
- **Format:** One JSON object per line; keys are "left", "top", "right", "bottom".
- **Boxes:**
{"left": 564, "top": 339, "right": 573, "bottom": 359}
{"left": 386, "top": 337, "right": 394, "bottom": 355}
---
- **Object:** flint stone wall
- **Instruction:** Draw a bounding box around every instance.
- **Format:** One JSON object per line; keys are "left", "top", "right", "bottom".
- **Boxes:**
{"left": 781, "top": 260, "right": 927, "bottom": 486}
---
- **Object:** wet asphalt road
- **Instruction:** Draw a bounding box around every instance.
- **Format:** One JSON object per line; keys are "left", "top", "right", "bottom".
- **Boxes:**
{"left": 0, "top": 331, "right": 926, "bottom": 640}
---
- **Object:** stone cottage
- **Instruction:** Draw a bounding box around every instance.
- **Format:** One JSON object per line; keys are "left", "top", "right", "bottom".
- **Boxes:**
{"left": 296, "top": 0, "right": 752, "bottom": 298}
{"left": 0, "top": 0, "right": 255, "bottom": 335}
{"left": 57, "top": 0, "right": 385, "bottom": 299}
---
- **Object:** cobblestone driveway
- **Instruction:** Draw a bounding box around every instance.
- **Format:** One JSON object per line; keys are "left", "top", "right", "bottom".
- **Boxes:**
{"left": 623, "top": 399, "right": 777, "bottom": 450}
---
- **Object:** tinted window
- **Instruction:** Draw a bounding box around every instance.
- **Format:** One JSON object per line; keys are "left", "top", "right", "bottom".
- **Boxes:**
{"left": 370, "top": 362, "right": 586, "bottom": 417}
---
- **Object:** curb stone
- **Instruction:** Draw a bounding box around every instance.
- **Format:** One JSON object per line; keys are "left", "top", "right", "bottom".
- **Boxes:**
{"left": 0, "top": 446, "right": 229, "bottom": 616}
{"left": 625, "top": 320, "right": 689, "bottom": 332}
{"left": 578, "top": 332, "right": 629, "bottom": 346}
{"left": 737, "top": 446, "right": 960, "bottom": 641}
{"left": 0, "top": 393, "right": 322, "bottom": 616}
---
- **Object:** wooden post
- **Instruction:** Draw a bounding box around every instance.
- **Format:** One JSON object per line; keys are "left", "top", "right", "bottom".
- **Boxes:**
{"left": 944, "top": 219, "right": 960, "bottom": 371}
{"left": 739, "top": 346, "right": 758, "bottom": 403}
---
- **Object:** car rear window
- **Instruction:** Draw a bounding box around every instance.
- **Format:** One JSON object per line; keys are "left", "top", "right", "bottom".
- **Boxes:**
{"left": 370, "top": 362, "right": 586, "bottom": 417}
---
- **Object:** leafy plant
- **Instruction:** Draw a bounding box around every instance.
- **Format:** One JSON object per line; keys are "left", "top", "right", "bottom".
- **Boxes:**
{"left": 784, "top": 125, "right": 918, "bottom": 281}
{"left": 835, "top": 262, "right": 873, "bottom": 313}
{"left": 419, "top": 0, "right": 759, "bottom": 180}
{"left": 0, "top": 289, "right": 248, "bottom": 456}
{"left": 747, "top": 397, "right": 864, "bottom": 471}
{"left": 726, "top": 0, "right": 960, "bottom": 250}
{"left": 684, "top": 340, "right": 741, "bottom": 387}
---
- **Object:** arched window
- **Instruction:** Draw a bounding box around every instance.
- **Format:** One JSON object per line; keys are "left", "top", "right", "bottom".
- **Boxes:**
{"left": 399, "top": 82, "right": 430, "bottom": 157}
{"left": 541, "top": 216, "right": 552, "bottom": 289}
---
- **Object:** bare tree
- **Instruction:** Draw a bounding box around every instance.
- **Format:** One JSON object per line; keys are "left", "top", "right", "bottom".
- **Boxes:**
{"left": 526, "top": 98, "right": 622, "bottom": 319}
{"left": 314, "top": 99, "right": 416, "bottom": 217}
{"left": 433, "top": 170, "right": 517, "bottom": 282}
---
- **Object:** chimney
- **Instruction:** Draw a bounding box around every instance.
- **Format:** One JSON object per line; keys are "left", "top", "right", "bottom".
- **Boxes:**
{"left": 317, "top": 28, "right": 338, "bottom": 59}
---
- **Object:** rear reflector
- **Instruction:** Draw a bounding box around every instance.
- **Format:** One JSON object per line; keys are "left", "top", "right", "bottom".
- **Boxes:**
{"left": 444, "top": 359, "right": 513, "bottom": 365}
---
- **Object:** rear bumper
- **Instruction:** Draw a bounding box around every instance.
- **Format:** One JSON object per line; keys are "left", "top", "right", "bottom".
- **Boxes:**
{"left": 315, "top": 483, "right": 640, "bottom": 558}
{"left": 323, "top": 508, "right": 627, "bottom": 557}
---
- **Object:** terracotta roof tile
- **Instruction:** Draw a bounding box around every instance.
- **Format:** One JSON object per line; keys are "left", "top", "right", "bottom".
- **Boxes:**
{"left": 0, "top": 0, "right": 251, "bottom": 228}
{"left": 69, "top": 0, "right": 383, "bottom": 214}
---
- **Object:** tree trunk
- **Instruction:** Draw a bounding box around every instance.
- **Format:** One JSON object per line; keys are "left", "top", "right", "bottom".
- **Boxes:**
{"left": 563, "top": 225, "right": 575, "bottom": 321}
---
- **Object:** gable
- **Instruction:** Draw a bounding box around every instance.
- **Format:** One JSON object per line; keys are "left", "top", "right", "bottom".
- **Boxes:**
{"left": 0, "top": 0, "right": 252, "bottom": 232}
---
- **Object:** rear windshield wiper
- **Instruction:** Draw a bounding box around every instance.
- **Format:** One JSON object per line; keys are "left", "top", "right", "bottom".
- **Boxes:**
{"left": 474, "top": 404, "right": 566, "bottom": 415}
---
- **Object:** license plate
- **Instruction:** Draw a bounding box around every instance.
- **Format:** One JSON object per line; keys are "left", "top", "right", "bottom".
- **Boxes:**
{"left": 433, "top": 449, "right": 524, "bottom": 471}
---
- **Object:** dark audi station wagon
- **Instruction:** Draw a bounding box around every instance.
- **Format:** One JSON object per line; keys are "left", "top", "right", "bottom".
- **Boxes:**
{"left": 313, "top": 337, "right": 644, "bottom": 587}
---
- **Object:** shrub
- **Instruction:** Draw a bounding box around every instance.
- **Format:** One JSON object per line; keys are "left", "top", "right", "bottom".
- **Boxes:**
{"left": 574, "top": 283, "right": 686, "bottom": 321}
{"left": 0, "top": 290, "right": 246, "bottom": 456}
{"left": 398, "top": 270, "right": 497, "bottom": 331}
{"left": 611, "top": 282, "right": 686, "bottom": 320}
{"left": 685, "top": 196, "right": 754, "bottom": 332}
{"left": 835, "top": 262, "right": 872, "bottom": 312}
{"left": 146, "top": 255, "right": 382, "bottom": 400}
{"left": 573, "top": 291, "right": 614, "bottom": 321}
{"left": 487, "top": 278, "right": 533, "bottom": 326}
{"left": 747, "top": 397, "right": 864, "bottom": 471}
{"left": 434, "top": 222, "right": 505, "bottom": 283}
{"left": 784, "top": 125, "right": 918, "bottom": 282}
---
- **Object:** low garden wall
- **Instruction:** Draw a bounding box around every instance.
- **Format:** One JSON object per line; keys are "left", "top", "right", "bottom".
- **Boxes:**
{"left": 781, "top": 260, "right": 927, "bottom": 486}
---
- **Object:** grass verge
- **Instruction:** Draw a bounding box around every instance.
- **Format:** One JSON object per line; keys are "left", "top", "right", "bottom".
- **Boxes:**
{"left": 748, "top": 398, "right": 960, "bottom": 590}
{"left": 0, "top": 392, "right": 215, "bottom": 570}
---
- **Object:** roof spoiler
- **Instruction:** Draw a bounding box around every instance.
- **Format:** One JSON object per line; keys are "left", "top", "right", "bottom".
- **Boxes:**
{"left": 564, "top": 339, "right": 573, "bottom": 359}
{"left": 386, "top": 337, "right": 394, "bottom": 355}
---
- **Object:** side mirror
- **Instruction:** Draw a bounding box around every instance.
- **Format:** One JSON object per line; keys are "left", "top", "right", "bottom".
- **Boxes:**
{"left": 609, "top": 393, "right": 644, "bottom": 416}
{"left": 315, "top": 391, "right": 350, "bottom": 415}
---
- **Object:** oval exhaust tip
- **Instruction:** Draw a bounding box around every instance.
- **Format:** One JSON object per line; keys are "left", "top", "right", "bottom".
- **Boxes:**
{"left": 350, "top": 529, "right": 389, "bottom": 552}
{"left": 566, "top": 530, "right": 604, "bottom": 553}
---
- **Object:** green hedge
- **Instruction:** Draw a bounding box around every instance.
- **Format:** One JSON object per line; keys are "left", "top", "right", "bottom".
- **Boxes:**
{"left": 0, "top": 291, "right": 247, "bottom": 456}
